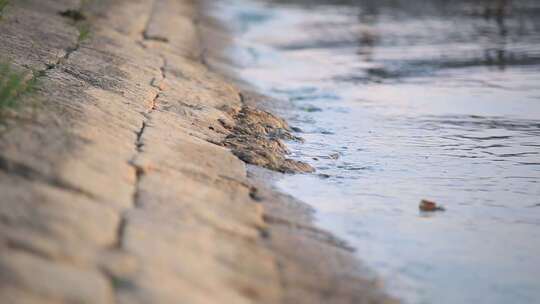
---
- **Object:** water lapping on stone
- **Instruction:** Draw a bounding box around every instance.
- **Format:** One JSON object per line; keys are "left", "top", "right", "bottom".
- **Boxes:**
{"left": 209, "top": 0, "right": 540, "bottom": 303}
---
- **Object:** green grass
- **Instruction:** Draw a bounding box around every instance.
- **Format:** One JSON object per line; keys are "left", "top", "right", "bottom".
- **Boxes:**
{"left": 76, "top": 22, "right": 91, "bottom": 43}
{"left": 0, "top": 0, "right": 9, "bottom": 17}
{"left": 0, "top": 62, "right": 37, "bottom": 111}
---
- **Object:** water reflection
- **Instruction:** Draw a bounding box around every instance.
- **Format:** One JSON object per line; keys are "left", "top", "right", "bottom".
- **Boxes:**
{"left": 208, "top": 0, "right": 540, "bottom": 303}
{"left": 267, "top": 0, "right": 540, "bottom": 79}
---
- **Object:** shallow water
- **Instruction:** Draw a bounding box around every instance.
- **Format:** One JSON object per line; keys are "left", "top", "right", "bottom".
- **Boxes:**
{"left": 208, "top": 1, "right": 540, "bottom": 303}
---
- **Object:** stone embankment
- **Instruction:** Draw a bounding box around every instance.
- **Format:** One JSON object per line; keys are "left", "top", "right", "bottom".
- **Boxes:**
{"left": 0, "top": 0, "right": 395, "bottom": 303}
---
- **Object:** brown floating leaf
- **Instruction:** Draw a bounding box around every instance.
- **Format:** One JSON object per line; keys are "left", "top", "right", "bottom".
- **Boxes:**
{"left": 419, "top": 199, "right": 445, "bottom": 212}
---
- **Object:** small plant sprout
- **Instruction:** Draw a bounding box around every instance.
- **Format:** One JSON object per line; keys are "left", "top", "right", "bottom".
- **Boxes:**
{"left": 0, "top": 62, "right": 37, "bottom": 111}
{"left": 0, "top": 0, "right": 9, "bottom": 18}
{"left": 77, "top": 22, "right": 91, "bottom": 43}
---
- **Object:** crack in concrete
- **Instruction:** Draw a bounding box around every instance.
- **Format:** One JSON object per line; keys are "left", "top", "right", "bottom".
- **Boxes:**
{"left": 42, "top": 47, "right": 77, "bottom": 73}
{"left": 106, "top": 51, "right": 166, "bottom": 302}
{"left": 116, "top": 53, "right": 166, "bottom": 249}
{"left": 134, "top": 121, "right": 147, "bottom": 151}
{"left": 104, "top": 0, "right": 168, "bottom": 291}
{"left": 111, "top": 2, "right": 165, "bottom": 253}
{"left": 41, "top": 22, "right": 84, "bottom": 74}
{"left": 123, "top": 61, "right": 164, "bottom": 218}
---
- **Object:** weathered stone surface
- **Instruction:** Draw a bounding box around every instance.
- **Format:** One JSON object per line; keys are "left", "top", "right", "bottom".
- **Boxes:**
{"left": 0, "top": 0, "right": 395, "bottom": 303}
{"left": 0, "top": 173, "right": 119, "bottom": 247}
{"left": 143, "top": 0, "right": 200, "bottom": 58}
{"left": 0, "top": 251, "right": 114, "bottom": 304}
{"left": 0, "top": 5, "right": 77, "bottom": 71}
{"left": 159, "top": 53, "right": 243, "bottom": 110}
{"left": 224, "top": 106, "right": 315, "bottom": 173}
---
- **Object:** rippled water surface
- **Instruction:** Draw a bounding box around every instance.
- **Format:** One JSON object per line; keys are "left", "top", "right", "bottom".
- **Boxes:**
{"left": 208, "top": 1, "right": 540, "bottom": 303}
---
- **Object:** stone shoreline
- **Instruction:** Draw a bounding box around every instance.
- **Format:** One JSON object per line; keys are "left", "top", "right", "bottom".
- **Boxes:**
{"left": 0, "top": 0, "right": 395, "bottom": 303}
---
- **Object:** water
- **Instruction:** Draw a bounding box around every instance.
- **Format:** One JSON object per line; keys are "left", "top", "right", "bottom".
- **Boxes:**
{"left": 207, "top": 1, "right": 540, "bottom": 303}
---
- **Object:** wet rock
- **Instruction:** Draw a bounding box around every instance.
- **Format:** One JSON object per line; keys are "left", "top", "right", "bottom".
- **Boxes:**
{"left": 419, "top": 199, "right": 445, "bottom": 212}
{"left": 224, "top": 106, "right": 315, "bottom": 173}
{"left": 290, "top": 126, "right": 303, "bottom": 133}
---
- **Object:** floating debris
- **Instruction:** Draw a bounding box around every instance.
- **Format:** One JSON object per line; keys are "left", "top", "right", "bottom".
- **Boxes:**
{"left": 300, "top": 105, "right": 322, "bottom": 112}
{"left": 419, "top": 199, "right": 445, "bottom": 212}
{"left": 328, "top": 153, "right": 340, "bottom": 160}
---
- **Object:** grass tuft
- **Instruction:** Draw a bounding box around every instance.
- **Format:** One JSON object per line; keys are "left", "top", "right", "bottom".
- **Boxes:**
{"left": 0, "top": 0, "right": 9, "bottom": 17}
{"left": 76, "top": 22, "right": 91, "bottom": 43}
{"left": 0, "top": 62, "right": 37, "bottom": 111}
